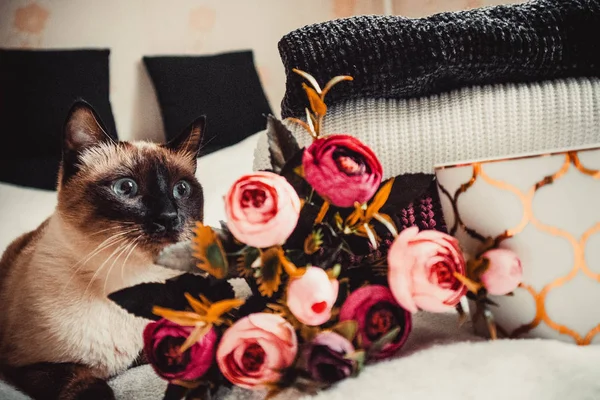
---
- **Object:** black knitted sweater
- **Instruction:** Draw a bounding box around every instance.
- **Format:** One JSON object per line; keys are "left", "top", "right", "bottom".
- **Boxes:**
{"left": 278, "top": 0, "right": 600, "bottom": 118}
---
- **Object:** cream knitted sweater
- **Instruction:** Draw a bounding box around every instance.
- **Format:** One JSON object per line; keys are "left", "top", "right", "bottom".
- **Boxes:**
{"left": 254, "top": 78, "right": 600, "bottom": 177}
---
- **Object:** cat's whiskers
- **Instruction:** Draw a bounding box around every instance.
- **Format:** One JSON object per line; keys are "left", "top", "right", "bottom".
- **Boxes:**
{"left": 61, "top": 230, "right": 138, "bottom": 291}
{"left": 71, "top": 228, "right": 139, "bottom": 271}
{"left": 61, "top": 229, "right": 140, "bottom": 289}
{"left": 89, "top": 223, "right": 136, "bottom": 237}
{"left": 120, "top": 235, "right": 142, "bottom": 285}
{"left": 102, "top": 239, "right": 136, "bottom": 296}
{"left": 83, "top": 239, "right": 133, "bottom": 298}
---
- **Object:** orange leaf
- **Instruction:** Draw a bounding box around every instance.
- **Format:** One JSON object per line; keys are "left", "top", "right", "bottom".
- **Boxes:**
{"left": 314, "top": 201, "right": 330, "bottom": 225}
{"left": 179, "top": 323, "right": 211, "bottom": 353}
{"left": 345, "top": 202, "right": 365, "bottom": 228}
{"left": 183, "top": 294, "right": 245, "bottom": 326}
{"left": 278, "top": 248, "right": 305, "bottom": 279}
{"left": 152, "top": 306, "right": 203, "bottom": 326}
{"left": 303, "top": 83, "right": 327, "bottom": 116}
{"left": 203, "top": 298, "right": 245, "bottom": 325}
{"left": 366, "top": 178, "right": 395, "bottom": 220}
{"left": 184, "top": 293, "right": 210, "bottom": 315}
{"left": 453, "top": 272, "right": 482, "bottom": 294}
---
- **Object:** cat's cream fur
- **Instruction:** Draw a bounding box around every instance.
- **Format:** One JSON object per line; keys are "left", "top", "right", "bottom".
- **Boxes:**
{"left": 0, "top": 198, "right": 178, "bottom": 378}
{"left": 0, "top": 103, "right": 204, "bottom": 392}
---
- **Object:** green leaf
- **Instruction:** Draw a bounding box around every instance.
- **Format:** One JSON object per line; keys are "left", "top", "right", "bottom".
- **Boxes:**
{"left": 266, "top": 115, "right": 301, "bottom": 174}
{"left": 344, "top": 350, "right": 365, "bottom": 364}
{"left": 330, "top": 264, "right": 341, "bottom": 279}
{"left": 368, "top": 327, "right": 400, "bottom": 357}
{"left": 331, "top": 320, "right": 358, "bottom": 342}
{"left": 345, "top": 350, "right": 365, "bottom": 377}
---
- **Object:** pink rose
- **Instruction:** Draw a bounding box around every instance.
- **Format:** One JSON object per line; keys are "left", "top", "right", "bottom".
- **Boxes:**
{"left": 480, "top": 248, "right": 523, "bottom": 295}
{"left": 143, "top": 318, "right": 217, "bottom": 381}
{"left": 339, "top": 285, "right": 412, "bottom": 359}
{"left": 387, "top": 227, "right": 467, "bottom": 313}
{"left": 302, "top": 135, "right": 383, "bottom": 208}
{"left": 225, "top": 171, "right": 301, "bottom": 248}
{"left": 216, "top": 313, "right": 297, "bottom": 389}
{"left": 287, "top": 266, "right": 339, "bottom": 326}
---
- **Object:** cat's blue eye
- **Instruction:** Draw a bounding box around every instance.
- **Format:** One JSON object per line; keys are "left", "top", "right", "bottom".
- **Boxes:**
{"left": 112, "top": 178, "right": 138, "bottom": 198}
{"left": 173, "top": 180, "right": 191, "bottom": 199}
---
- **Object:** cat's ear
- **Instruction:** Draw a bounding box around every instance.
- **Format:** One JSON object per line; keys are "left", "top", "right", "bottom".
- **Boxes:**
{"left": 165, "top": 116, "right": 205, "bottom": 160}
{"left": 63, "top": 100, "right": 113, "bottom": 156}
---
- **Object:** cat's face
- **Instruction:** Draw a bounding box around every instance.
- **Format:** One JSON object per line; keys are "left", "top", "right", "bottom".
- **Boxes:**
{"left": 57, "top": 102, "right": 204, "bottom": 256}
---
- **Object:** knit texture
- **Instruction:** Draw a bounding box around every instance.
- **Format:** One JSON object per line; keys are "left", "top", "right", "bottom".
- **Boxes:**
{"left": 278, "top": 0, "right": 600, "bottom": 118}
{"left": 254, "top": 78, "right": 600, "bottom": 175}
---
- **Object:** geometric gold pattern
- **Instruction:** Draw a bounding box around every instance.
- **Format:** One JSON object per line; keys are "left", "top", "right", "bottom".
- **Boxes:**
{"left": 436, "top": 148, "right": 600, "bottom": 345}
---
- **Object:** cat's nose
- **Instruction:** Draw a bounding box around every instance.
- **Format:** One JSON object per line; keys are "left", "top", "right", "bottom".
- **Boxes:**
{"left": 152, "top": 211, "right": 180, "bottom": 233}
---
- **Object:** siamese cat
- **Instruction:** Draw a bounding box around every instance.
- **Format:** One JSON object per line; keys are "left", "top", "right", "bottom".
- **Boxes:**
{"left": 0, "top": 101, "right": 205, "bottom": 400}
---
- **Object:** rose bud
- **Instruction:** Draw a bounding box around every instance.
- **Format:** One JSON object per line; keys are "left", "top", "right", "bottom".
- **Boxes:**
{"left": 287, "top": 266, "right": 339, "bottom": 326}
{"left": 387, "top": 227, "right": 467, "bottom": 313}
{"left": 303, "top": 331, "right": 357, "bottom": 384}
{"left": 302, "top": 135, "right": 383, "bottom": 208}
{"left": 225, "top": 171, "right": 301, "bottom": 248}
{"left": 143, "top": 319, "right": 217, "bottom": 382}
{"left": 480, "top": 248, "right": 523, "bottom": 295}
{"left": 339, "top": 285, "right": 412, "bottom": 359}
{"left": 216, "top": 313, "right": 297, "bottom": 389}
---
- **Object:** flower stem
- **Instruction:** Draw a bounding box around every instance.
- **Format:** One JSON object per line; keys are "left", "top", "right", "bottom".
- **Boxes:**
{"left": 307, "top": 188, "right": 315, "bottom": 204}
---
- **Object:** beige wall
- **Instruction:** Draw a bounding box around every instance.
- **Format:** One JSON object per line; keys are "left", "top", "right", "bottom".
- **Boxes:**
{"left": 0, "top": 0, "right": 524, "bottom": 143}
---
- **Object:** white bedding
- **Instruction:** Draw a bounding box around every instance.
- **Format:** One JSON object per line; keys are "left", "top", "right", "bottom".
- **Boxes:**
{"left": 2, "top": 131, "right": 600, "bottom": 399}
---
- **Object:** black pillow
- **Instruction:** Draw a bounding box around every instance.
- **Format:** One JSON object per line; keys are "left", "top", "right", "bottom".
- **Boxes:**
{"left": 0, "top": 48, "right": 118, "bottom": 190}
{"left": 144, "top": 50, "right": 272, "bottom": 155}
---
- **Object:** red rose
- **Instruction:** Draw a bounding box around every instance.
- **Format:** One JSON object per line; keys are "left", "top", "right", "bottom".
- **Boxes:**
{"left": 302, "top": 135, "right": 383, "bottom": 207}
{"left": 143, "top": 319, "right": 217, "bottom": 382}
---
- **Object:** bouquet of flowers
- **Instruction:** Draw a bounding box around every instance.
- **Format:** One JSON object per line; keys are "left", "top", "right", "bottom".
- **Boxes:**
{"left": 109, "top": 70, "right": 523, "bottom": 400}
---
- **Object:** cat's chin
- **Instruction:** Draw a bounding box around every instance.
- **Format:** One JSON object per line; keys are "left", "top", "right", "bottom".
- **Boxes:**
{"left": 142, "top": 237, "right": 182, "bottom": 258}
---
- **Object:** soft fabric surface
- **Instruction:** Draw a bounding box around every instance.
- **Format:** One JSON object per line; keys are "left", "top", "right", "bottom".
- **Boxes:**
{"left": 254, "top": 78, "right": 600, "bottom": 177}
{"left": 109, "top": 312, "right": 600, "bottom": 400}
{"left": 278, "top": 0, "right": 600, "bottom": 118}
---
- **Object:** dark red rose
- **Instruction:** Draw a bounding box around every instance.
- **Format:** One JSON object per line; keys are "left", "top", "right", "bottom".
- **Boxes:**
{"left": 302, "top": 135, "right": 383, "bottom": 207}
{"left": 339, "top": 285, "right": 412, "bottom": 359}
{"left": 143, "top": 319, "right": 217, "bottom": 381}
